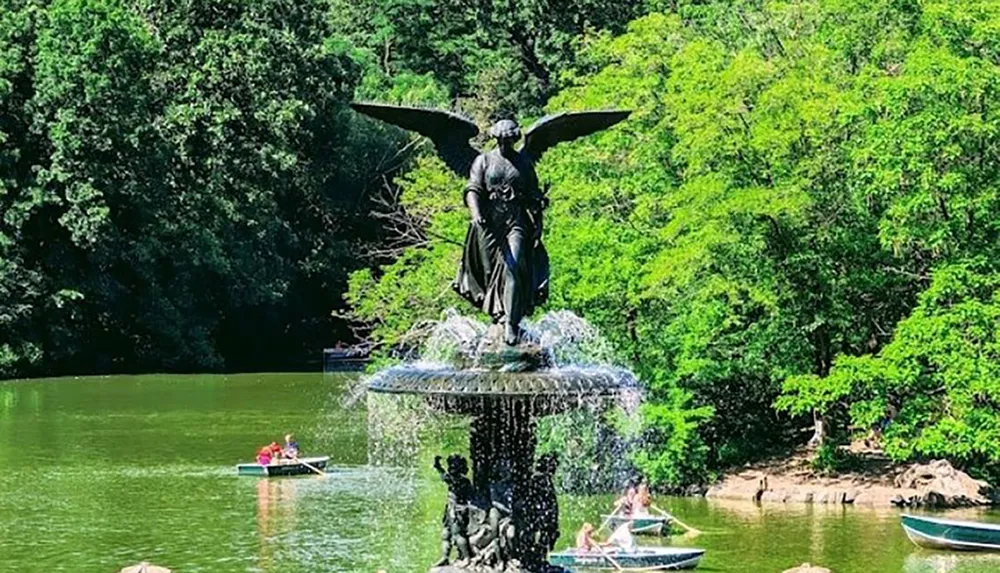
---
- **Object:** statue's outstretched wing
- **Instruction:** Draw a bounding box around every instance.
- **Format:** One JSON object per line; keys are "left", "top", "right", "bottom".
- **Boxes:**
{"left": 521, "top": 110, "right": 631, "bottom": 161}
{"left": 351, "top": 102, "right": 480, "bottom": 177}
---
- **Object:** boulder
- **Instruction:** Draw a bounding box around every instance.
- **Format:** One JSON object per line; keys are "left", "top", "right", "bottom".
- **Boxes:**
{"left": 782, "top": 564, "right": 831, "bottom": 573}
{"left": 700, "top": 457, "right": 996, "bottom": 508}
{"left": 894, "top": 460, "right": 992, "bottom": 507}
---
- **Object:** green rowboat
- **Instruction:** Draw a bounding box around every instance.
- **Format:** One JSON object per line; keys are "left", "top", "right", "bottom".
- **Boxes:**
{"left": 902, "top": 514, "right": 1000, "bottom": 551}
{"left": 549, "top": 546, "right": 704, "bottom": 570}
{"left": 236, "top": 456, "right": 329, "bottom": 477}
{"left": 602, "top": 513, "right": 672, "bottom": 536}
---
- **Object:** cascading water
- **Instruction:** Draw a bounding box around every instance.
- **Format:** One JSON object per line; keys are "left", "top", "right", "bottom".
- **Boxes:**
{"left": 365, "top": 309, "right": 644, "bottom": 573}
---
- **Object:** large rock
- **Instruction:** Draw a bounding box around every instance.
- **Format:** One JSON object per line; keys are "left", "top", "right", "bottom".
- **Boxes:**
{"left": 702, "top": 457, "right": 996, "bottom": 508}
{"left": 782, "top": 564, "right": 831, "bottom": 573}
{"left": 893, "top": 460, "right": 993, "bottom": 507}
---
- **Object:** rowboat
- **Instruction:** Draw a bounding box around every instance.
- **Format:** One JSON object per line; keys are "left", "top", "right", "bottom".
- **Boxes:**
{"left": 236, "top": 456, "right": 330, "bottom": 477}
{"left": 902, "top": 514, "right": 1000, "bottom": 551}
{"left": 549, "top": 546, "right": 704, "bottom": 570}
{"left": 602, "top": 513, "right": 672, "bottom": 536}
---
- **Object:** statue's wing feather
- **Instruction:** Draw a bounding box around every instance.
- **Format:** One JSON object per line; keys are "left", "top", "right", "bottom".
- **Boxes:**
{"left": 350, "top": 102, "right": 480, "bottom": 177}
{"left": 521, "top": 110, "right": 631, "bottom": 160}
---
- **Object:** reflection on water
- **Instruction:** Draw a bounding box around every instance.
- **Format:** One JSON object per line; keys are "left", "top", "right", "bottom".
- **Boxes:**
{"left": 2, "top": 373, "right": 1000, "bottom": 573}
{"left": 256, "top": 478, "right": 298, "bottom": 571}
{"left": 904, "top": 553, "right": 1000, "bottom": 573}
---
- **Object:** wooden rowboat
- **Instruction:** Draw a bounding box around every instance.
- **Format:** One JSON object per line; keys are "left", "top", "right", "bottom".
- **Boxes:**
{"left": 549, "top": 546, "right": 704, "bottom": 570}
{"left": 602, "top": 513, "right": 672, "bottom": 536}
{"left": 236, "top": 456, "right": 330, "bottom": 477}
{"left": 902, "top": 514, "right": 1000, "bottom": 551}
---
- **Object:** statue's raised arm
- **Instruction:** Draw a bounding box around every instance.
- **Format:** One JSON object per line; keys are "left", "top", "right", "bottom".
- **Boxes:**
{"left": 351, "top": 102, "right": 630, "bottom": 346}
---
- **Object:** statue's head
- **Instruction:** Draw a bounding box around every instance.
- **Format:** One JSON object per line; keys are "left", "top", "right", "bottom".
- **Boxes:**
{"left": 489, "top": 119, "right": 520, "bottom": 150}
{"left": 447, "top": 454, "right": 468, "bottom": 476}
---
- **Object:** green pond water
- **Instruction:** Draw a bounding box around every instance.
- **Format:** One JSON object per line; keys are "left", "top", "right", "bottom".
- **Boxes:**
{"left": 1, "top": 373, "right": 999, "bottom": 573}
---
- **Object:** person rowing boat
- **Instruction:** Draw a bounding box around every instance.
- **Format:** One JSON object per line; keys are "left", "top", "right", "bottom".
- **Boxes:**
{"left": 576, "top": 522, "right": 635, "bottom": 552}
{"left": 613, "top": 485, "right": 637, "bottom": 516}
{"left": 633, "top": 479, "right": 651, "bottom": 516}
{"left": 612, "top": 479, "right": 652, "bottom": 518}
{"left": 576, "top": 523, "right": 601, "bottom": 551}
{"left": 252, "top": 433, "right": 303, "bottom": 466}
{"left": 283, "top": 434, "right": 299, "bottom": 459}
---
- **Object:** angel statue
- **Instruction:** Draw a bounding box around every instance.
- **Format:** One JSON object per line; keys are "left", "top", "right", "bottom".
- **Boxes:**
{"left": 351, "top": 103, "right": 630, "bottom": 345}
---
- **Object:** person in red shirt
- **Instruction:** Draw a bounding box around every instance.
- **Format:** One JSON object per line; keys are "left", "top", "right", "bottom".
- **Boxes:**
{"left": 268, "top": 442, "right": 283, "bottom": 462}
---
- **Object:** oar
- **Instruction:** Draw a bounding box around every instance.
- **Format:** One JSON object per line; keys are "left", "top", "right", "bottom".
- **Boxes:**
{"left": 597, "top": 500, "right": 626, "bottom": 535}
{"left": 595, "top": 544, "right": 624, "bottom": 571}
{"left": 291, "top": 455, "right": 327, "bottom": 478}
{"left": 652, "top": 503, "right": 701, "bottom": 535}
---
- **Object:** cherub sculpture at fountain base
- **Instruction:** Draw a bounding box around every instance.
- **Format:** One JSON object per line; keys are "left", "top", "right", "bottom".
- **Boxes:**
{"left": 431, "top": 453, "right": 565, "bottom": 573}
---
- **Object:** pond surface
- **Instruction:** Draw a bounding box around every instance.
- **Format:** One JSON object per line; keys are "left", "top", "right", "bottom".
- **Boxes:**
{"left": 0, "top": 373, "right": 997, "bottom": 573}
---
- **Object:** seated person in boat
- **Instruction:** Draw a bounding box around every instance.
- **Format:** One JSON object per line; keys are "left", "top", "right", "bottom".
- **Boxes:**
{"left": 614, "top": 485, "right": 637, "bottom": 515}
{"left": 269, "top": 441, "right": 284, "bottom": 460}
{"left": 634, "top": 479, "right": 651, "bottom": 516}
{"left": 607, "top": 522, "right": 637, "bottom": 552}
{"left": 256, "top": 446, "right": 272, "bottom": 466}
{"left": 575, "top": 523, "right": 603, "bottom": 551}
{"left": 283, "top": 434, "right": 299, "bottom": 458}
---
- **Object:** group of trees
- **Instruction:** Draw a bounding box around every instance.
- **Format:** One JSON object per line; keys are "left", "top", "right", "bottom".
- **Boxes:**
{"left": 0, "top": 0, "right": 405, "bottom": 377}
{"left": 347, "top": 0, "right": 1000, "bottom": 485}
{"left": 0, "top": 0, "right": 652, "bottom": 378}
{"left": 5, "top": 0, "right": 1000, "bottom": 485}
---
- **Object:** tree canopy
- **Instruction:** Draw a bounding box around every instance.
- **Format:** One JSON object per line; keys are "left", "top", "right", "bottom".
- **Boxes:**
{"left": 346, "top": 0, "right": 1000, "bottom": 484}
{"left": 1, "top": 0, "right": 392, "bottom": 376}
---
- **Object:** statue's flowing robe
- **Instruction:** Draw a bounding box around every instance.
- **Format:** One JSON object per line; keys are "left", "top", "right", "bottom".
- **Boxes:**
{"left": 453, "top": 149, "right": 549, "bottom": 322}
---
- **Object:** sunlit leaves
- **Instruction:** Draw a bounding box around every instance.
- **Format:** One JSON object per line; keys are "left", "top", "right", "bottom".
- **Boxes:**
{"left": 787, "top": 259, "right": 1000, "bottom": 479}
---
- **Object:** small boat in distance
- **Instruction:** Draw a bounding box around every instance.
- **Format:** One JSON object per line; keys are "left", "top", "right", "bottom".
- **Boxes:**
{"left": 902, "top": 514, "right": 1000, "bottom": 551}
{"left": 236, "top": 456, "right": 330, "bottom": 477}
{"left": 602, "top": 513, "right": 672, "bottom": 536}
{"left": 549, "top": 546, "right": 704, "bottom": 570}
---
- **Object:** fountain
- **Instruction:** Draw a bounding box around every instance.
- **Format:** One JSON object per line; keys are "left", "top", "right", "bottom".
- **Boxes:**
{"left": 352, "top": 102, "right": 634, "bottom": 572}
{"left": 367, "top": 313, "right": 641, "bottom": 573}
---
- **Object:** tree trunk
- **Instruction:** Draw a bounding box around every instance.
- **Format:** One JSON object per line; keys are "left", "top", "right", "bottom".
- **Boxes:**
{"left": 807, "top": 410, "right": 826, "bottom": 448}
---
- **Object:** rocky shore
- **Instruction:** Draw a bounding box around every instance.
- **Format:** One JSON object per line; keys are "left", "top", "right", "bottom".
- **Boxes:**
{"left": 703, "top": 452, "right": 995, "bottom": 508}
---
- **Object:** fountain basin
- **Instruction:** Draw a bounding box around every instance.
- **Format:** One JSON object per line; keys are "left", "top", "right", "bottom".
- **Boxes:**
{"left": 368, "top": 365, "right": 638, "bottom": 397}
{"left": 367, "top": 364, "right": 639, "bottom": 416}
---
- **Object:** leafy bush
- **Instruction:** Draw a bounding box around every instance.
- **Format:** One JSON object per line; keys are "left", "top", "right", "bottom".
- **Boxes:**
{"left": 811, "top": 443, "right": 865, "bottom": 476}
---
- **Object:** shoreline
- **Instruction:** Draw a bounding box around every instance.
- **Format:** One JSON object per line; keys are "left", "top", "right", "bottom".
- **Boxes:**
{"left": 699, "top": 450, "right": 996, "bottom": 509}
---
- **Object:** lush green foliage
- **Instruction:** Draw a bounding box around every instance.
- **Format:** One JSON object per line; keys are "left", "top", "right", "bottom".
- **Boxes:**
{"left": 810, "top": 442, "right": 865, "bottom": 475}
{"left": 782, "top": 259, "right": 1000, "bottom": 481}
{"left": 0, "top": 0, "right": 394, "bottom": 377}
{"left": 331, "top": 0, "right": 653, "bottom": 118}
{"left": 8, "top": 0, "right": 1000, "bottom": 485}
{"left": 348, "top": 0, "right": 1000, "bottom": 485}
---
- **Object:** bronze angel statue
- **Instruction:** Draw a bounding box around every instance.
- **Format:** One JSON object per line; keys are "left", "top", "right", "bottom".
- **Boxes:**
{"left": 351, "top": 103, "right": 630, "bottom": 345}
